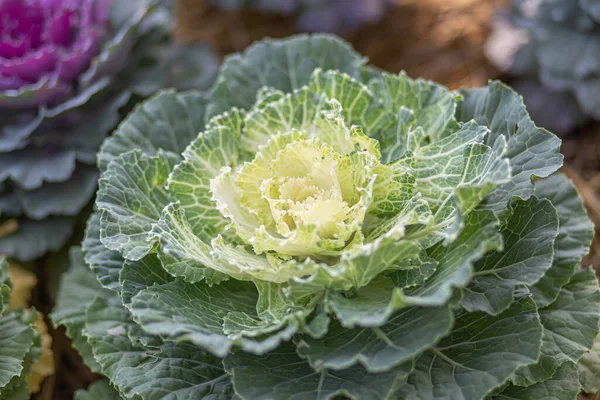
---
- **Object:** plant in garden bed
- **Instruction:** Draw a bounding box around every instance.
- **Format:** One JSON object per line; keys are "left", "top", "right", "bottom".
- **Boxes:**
{"left": 487, "top": 0, "right": 600, "bottom": 135}
{"left": 0, "top": 0, "right": 218, "bottom": 261}
{"left": 210, "top": 0, "right": 394, "bottom": 32}
{"left": 52, "top": 34, "right": 600, "bottom": 399}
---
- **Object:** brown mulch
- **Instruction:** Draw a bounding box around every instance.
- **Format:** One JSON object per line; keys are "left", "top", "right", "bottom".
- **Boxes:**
{"left": 35, "top": 0, "right": 600, "bottom": 398}
{"left": 32, "top": 257, "right": 99, "bottom": 400}
{"left": 563, "top": 128, "right": 600, "bottom": 272}
{"left": 174, "top": 0, "right": 504, "bottom": 89}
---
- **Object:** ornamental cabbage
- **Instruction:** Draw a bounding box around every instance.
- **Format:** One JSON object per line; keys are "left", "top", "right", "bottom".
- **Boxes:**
{"left": 487, "top": 0, "right": 600, "bottom": 134}
{"left": 52, "top": 34, "right": 600, "bottom": 400}
{"left": 211, "top": 0, "right": 393, "bottom": 32}
{"left": 0, "top": 0, "right": 218, "bottom": 261}
{"left": 1, "top": 0, "right": 115, "bottom": 108}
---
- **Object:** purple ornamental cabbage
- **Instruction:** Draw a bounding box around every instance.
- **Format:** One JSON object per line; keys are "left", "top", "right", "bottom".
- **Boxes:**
{"left": 0, "top": 0, "right": 218, "bottom": 261}
{"left": 212, "top": 0, "right": 394, "bottom": 33}
{"left": 0, "top": 0, "right": 112, "bottom": 108}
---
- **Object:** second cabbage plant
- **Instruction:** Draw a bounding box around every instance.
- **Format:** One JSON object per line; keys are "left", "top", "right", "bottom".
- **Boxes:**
{"left": 53, "top": 34, "right": 600, "bottom": 400}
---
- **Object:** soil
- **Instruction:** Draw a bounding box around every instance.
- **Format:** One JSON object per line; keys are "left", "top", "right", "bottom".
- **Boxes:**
{"left": 174, "top": 0, "right": 504, "bottom": 89}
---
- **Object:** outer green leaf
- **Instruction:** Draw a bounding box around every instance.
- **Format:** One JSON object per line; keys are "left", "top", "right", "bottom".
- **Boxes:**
{"left": 491, "top": 361, "right": 579, "bottom": 400}
{"left": 402, "top": 209, "right": 502, "bottom": 306}
{"left": 83, "top": 212, "right": 125, "bottom": 292}
{"left": 84, "top": 296, "right": 148, "bottom": 380}
{"left": 463, "top": 197, "right": 559, "bottom": 315}
{"left": 406, "top": 122, "right": 510, "bottom": 248}
{"left": 452, "top": 134, "right": 511, "bottom": 214}
{"left": 400, "top": 296, "right": 543, "bottom": 400}
{"left": 50, "top": 247, "right": 107, "bottom": 372}
{"left": 0, "top": 384, "right": 29, "bottom": 400}
{"left": 85, "top": 297, "right": 233, "bottom": 400}
{"left": 320, "top": 273, "right": 453, "bottom": 329}
{"left": 97, "top": 149, "right": 177, "bottom": 261}
{"left": 412, "top": 121, "right": 509, "bottom": 210}
{"left": 509, "top": 354, "right": 557, "bottom": 389}
{"left": 457, "top": 81, "right": 563, "bottom": 212}
{"left": 1, "top": 380, "right": 30, "bottom": 400}
{"left": 224, "top": 341, "right": 411, "bottom": 400}
{"left": 579, "top": 329, "right": 600, "bottom": 395}
{"left": 207, "top": 34, "right": 366, "bottom": 117}
{"left": 538, "top": 268, "right": 600, "bottom": 367}
{"left": 0, "top": 312, "right": 34, "bottom": 390}
{"left": 113, "top": 342, "right": 232, "bottom": 400}
{"left": 129, "top": 279, "right": 258, "bottom": 357}
{"left": 0, "top": 257, "right": 10, "bottom": 314}
{"left": 297, "top": 302, "right": 452, "bottom": 372}
{"left": 222, "top": 313, "right": 302, "bottom": 357}
{"left": 290, "top": 239, "right": 420, "bottom": 296}
{"left": 367, "top": 71, "right": 460, "bottom": 146}
{"left": 1, "top": 319, "right": 40, "bottom": 400}
{"left": 323, "top": 277, "right": 411, "bottom": 328}
{"left": 531, "top": 173, "right": 594, "bottom": 307}
{"left": 253, "top": 281, "right": 300, "bottom": 323}
{"left": 389, "top": 255, "right": 438, "bottom": 289}
{"left": 512, "top": 268, "right": 600, "bottom": 387}
{"left": 304, "top": 206, "right": 488, "bottom": 310}
{"left": 98, "top": 90, "right": 208, "bottom": 172}
{"left": 75, "top": 380, "right": 122, "bottom": 400}
{"left": 119, "top": 254, "right": 173, "bottom": 308}
{"left": 336, "top": 239, "right": 420, "bottom": 290}
{"left": 365, "top": 194, "right": 432, "bottom": 241}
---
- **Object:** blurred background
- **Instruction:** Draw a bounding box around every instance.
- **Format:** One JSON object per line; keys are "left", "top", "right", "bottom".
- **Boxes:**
{"left": 25, "top": 0, "right": 600, "bottom": 398}
{"left": 174, "top": 0, "right": 499, "bottom": 89}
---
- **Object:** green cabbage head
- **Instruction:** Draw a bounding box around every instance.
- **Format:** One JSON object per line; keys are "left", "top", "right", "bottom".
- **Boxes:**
{"left": 52, "top": 34, "right": 600, "bottom": 400}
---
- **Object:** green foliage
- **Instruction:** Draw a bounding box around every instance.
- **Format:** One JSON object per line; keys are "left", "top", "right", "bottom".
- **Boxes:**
{"left": 0, "top": 258, "right": 43, "bottom": 398}
{"left": 74, "top": 380, "right": 121, "bottom": 400}
{"left": 53, "top": 34, "right": 600, "bottom": 399}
